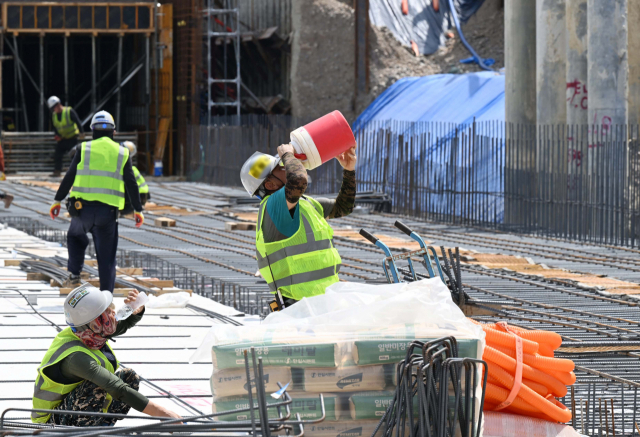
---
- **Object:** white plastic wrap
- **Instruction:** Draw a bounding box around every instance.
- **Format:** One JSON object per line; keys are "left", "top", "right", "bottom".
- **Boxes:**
{"left": 483, "top": 411, "right": 583, "bottom": 437}
{"left": 146, "top": 291, "right": 191, "bottom": 309}
{"left": 193, "top": 278, "right": 485, "bottom": 436}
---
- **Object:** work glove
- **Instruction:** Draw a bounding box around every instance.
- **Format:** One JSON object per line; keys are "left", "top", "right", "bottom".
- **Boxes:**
{"left": 54, "top": 135, "right": 61, "bottom": 142}
{"left": 134, "top": 211, "right": 144, "bottom": 228}
{"left": 50, "top": 201, "right": 61, "bottom": 220}
{"left": 0, "top": 172, "right": 5, "bottom": 181}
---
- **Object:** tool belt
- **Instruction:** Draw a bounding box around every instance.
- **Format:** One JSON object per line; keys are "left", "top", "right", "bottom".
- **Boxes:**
{"left": 66, "top": 198, "right": 83, "bottom": 217}
{"left": 268, "top": 290, "right": 298, "bottom": 312}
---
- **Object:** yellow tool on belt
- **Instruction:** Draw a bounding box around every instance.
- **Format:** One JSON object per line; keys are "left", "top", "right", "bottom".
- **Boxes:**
{"left": 74, "top": 200, "right": 83, "bottom": 210}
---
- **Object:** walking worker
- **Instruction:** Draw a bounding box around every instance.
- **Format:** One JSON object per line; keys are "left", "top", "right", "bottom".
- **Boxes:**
{"left": 49, "top": 111, "right": 145, "bottom": 291}
{"left": 120, "top": 141, "right": 150, "bottom": 216}
{"left": 240, "top": 142, "right": 357, "bottom": 311}
{"left": 0, "top": 138, "right": 13, "bottom": 208}
{"left": 48, "top": 96, "right": 83, "bottom": 177}
{"left": 32, "top": 285, "right": 182, "bottom": 426}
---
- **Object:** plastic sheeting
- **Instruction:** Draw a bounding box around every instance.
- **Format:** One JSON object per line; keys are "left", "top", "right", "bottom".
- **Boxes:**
{"left": 370, "top": 0, "right": 486, "bottom": 56}
{"left": 354, "top": 72, "right": 504, "bottom": 128}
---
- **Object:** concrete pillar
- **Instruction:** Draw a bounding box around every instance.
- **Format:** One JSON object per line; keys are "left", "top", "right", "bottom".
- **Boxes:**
{"left": 587, "top": 0, "right": 628, "bottom": 130}
{"left": 628, "top": 0, "right": 640, "bottom": 127}
{"left": 505, "top": 0, "right": 536, "bottom": 126}
{"left": 536, "top": 0, "right": 566, "bottom": 126}
{"left": 566, "top": 0, "right": 588, "bottom": 126}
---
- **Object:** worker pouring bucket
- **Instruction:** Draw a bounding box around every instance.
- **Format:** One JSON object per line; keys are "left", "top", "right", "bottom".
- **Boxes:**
{"left": 289, "top": 110, "right": 356, "bottom": 170}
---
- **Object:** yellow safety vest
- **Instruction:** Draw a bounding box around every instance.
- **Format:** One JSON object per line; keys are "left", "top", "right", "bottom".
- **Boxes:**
{"left": 255, "top": 195, "right": 342, "bottom": 300}
{"left": 52, "top": 107, "right": 79, "bottom": 139}
{"left": 71, "top": 137, "right": 129, "bottom": 209}
{"left": 133, "top": 166, "right": 149, "bottom": 194}
{"left": 31, "top": 327, "right": 118, "bottom": 423}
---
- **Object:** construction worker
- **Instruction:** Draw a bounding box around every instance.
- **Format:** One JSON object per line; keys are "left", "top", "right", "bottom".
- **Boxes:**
{"left": 120, "top": 141, "right": 150, "bottom": 216}
{"left": 240, "top": 143, "right": 357, "bottom": 310}
{"left": 0, "top": 138, "right": 13, "bottom": 208}
{"left": 50, "top": 111, "right": 145, "bottom": 291}
{"left": 32, "top": 285, "right": 182, "bottom": 426}
{"left": 48, "top": 96, "right": 84, "bottom": 177}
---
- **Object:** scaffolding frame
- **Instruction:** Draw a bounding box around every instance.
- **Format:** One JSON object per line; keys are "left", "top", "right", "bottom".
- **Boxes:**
{"left": 206, "top": 0, "right": 241, "bottom": 123}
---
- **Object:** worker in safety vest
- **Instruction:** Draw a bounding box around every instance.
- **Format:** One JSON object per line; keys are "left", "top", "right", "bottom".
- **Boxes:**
{"left": 50, "top": 111, "right": 145, "bottom": 291}
{"left": 48, "top": 96, "right": 84, "bottom": 177}
{"left": 120, "top": 141, "right": 150, "bottom": 216}
{"left": 31, "top": 285, "right": 182, "bottom": 426}
{"left": 0, "top": 138, "right": 12, "bottom": 208}
{"left": 240, "top": 143, "right": 357, "bottom": 311}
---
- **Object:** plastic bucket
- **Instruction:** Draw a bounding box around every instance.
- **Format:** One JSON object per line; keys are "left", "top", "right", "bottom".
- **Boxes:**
{"left": 290, "top": 110, "right": 356, "bottom": 170}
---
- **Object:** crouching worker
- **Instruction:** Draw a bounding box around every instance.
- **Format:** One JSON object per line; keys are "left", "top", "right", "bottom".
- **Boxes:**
{"left": 32, "top": 285, "right": 182, "bottom": 426}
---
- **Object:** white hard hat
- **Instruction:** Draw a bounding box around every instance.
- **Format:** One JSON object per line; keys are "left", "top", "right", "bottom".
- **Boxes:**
{"left": 47, "top": 96, "right": 61, "bottom": 109}
{"left": 90, "top": 110, "right": 116, "bottom": 130}
{"left": 240, "top": 152, "right": 281, "bottom": 197}
{"left": 64, "top": 284, "right": 113, "bottom": 327}
{"left": 122, "top": 141, "right": 137, "bottom": 157}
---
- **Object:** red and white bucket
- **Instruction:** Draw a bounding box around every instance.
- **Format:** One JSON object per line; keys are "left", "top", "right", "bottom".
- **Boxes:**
{"left": 290, "top": 110, "right": 356, "bottom": 170}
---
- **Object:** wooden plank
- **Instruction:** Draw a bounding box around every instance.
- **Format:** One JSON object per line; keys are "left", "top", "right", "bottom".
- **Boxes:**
{"left": 60, "top": 288, "right": 131, "bottom": 297}
{"left": 117, "top": 268, "right": 144, "bottom": 276}
{"left": 4, "top": 260, "right": 22, "bottom": 266}
{"left": 26, "top": 273, "right": 49, "bottom": 281}
{"left": 133, "top": 279, "right": 174, "bottom": 288}
{"left": 154, "top": 217, "right": 176, "bottom": 228}
{"left": 225, "top": 222, "right": 256, "bottom": 231}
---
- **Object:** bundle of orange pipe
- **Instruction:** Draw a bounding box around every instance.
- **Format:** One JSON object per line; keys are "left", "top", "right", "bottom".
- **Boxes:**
{"left": 471, "top": 320, "right": 575, "bottom": 423}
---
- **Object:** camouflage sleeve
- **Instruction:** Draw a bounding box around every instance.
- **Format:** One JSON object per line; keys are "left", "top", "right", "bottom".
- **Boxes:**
{"left": 282, "top": 152, "right": 308, "bottom": 204}
{"left": 326, "top": 170, "right": 356, "bottom": 219}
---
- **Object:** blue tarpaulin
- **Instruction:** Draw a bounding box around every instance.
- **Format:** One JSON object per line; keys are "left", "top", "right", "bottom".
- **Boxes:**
{"left": 352, "top": 72, "right": 506, "bottom": 223}
{"left": 354, "top": 72, "right": 504, "bottom": 129}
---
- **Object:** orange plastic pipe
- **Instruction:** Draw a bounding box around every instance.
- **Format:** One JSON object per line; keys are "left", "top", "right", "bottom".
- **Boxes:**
{"left": 482, "top": 325, "right": 539, "bottom": 354}
{"left": 484, "top": 347, "right": 567, "bottom": 397}
{"left": 492, "top": 344, "right": 574, "bottom": 372}
{"left": 487, "top": 322, "right": 562, "bottom": 350}
{"left": 487, "top": 373, "right": 548, "bottom": 396}
{"left": 538, "top": 343, "right": 555, "bottom": 357}
{"left": 548, "top": 370, "right": 577, "bottom": 386}
{"left": 401, "top": 0, "right": 409, "bottom": 14}
{"left": 485, "top": 358, "right": 572, "bottom": 422}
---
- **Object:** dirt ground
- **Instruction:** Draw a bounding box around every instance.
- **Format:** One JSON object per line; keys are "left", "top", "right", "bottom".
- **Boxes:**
{"left": 291, "top": 0, "right": 505, "bottom": 120}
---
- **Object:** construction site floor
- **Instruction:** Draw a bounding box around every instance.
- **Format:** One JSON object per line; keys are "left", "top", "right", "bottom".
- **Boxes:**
{"left": 2, "top": 175, "right": 640, "bottom": 434}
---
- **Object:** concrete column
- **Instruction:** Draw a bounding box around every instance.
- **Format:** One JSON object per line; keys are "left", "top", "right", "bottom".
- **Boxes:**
{"left": 628, "top": 0, "right": 640, "bottom": 127}
{"left": 536, "top": 0, "right": 566, "bottom": 126}
{"left": 587, "top": 0, "right": 628, "bottom": 129}
{"left": 566, "top": 0, "right": 588, "bottom": 126}
{"left": 505, "top": 0, "right": 536, "bottom": 126}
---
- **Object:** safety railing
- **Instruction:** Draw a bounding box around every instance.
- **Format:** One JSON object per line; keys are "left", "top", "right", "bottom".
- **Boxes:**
{"left": 188, "top": 117, "right": 640, "bottom": 248}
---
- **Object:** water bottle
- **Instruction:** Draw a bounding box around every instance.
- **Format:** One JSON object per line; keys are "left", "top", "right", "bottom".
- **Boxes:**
{"left": 116, "top": 292, "right": 149, "bottom": 321}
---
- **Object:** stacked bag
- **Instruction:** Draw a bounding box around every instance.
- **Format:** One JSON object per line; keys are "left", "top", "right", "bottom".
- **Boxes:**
{"left": 209, "top": 330, "right": 482, "bottom": 436}
{"left": 191, "top": 279, "right": 486, "bottom": 437}
{"left": 473, "top": 321, "right": 575, "bottom": 423}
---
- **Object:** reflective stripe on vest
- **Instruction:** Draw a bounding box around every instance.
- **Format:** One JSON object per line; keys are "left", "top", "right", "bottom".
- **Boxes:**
{"left": 52, "top": 107, "right": 79, "bottom": 139}
{"left": 133, "top": 166, "right": 149, "bottom": 193}
{"left": 255, "top": 196, "right": 341, "bottom": 300}
{"left": 31, "top": 328, "right": 117, "bottom": 423}
{"left": 71, "top": 138, "right": 129, "bottom": 209}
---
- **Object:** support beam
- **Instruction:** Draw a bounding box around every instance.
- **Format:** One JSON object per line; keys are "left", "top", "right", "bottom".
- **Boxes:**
{"left": 536, "top": 0, "right": 566, "bottom": 127}
{"left": 145, "top": 34, "right": 151, "bottom": 171}
{"left": 64, "top": 34, "right": 69, "bottom": 106}
{"left": 39, "top": 33, "right": 44, "bottom": 132}
{"left": 116, "top": 34, "right": 123, "bottom": 127}
{"left": 12, "top": 36, "right": 28, "bottom": 132}
{"left": 91, "top": 34, "right": 97, "bottom": 111}
{"left": 505, "top": 0, "right": 537, "bottom": 127}
{"left": 566, "top": 0, "right": 588, "bottom": 126}
{"left": 628, "top": 0, "right": 640, "bottom": 127}
{"left": 587, "top": 0, "right": 628, "bottom": 130}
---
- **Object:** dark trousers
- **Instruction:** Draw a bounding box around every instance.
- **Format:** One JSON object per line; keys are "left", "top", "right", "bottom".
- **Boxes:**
{"left": 67, "top": 203, "right": 119, "bottom": 292}
{"left": 49, "top": 368, "right": 140, "bottom": 427}
{"left": 54, "top": 136, "right": 78, "bottom": 172}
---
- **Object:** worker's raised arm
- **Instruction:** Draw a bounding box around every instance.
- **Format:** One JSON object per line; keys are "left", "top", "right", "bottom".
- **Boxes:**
{"left": 278, "top": 144, "right": 307, "bottom": 210}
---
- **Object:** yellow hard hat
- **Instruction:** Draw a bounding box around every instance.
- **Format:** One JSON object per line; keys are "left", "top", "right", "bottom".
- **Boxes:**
{"left": 240, "top": 152, "right": 281, "bottom": 197}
